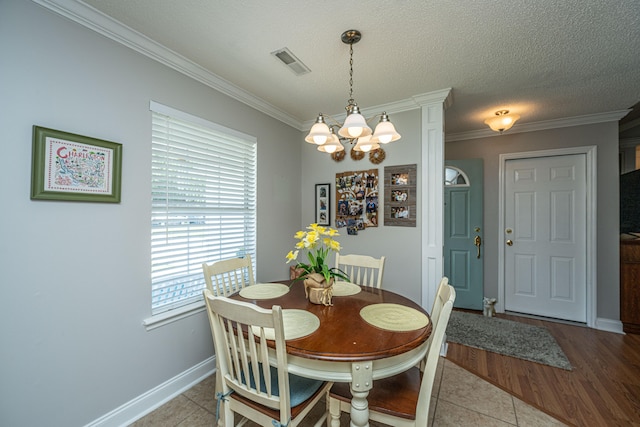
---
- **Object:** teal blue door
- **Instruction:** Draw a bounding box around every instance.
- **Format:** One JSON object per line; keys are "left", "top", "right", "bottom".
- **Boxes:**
{"left": 444, "top": 159, "right": 483, "bottom": 310}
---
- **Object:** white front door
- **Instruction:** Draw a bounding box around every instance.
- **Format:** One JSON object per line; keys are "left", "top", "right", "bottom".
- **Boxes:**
{"left": 504, "top": 154, "right": 587, "bottom": 322}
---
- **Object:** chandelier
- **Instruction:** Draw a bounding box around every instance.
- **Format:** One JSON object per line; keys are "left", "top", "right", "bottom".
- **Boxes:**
{"left": 305, "top": 30, "right": 401, "bottom": 154}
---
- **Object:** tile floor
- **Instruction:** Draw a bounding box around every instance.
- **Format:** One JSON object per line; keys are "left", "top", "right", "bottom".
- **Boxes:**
{"left": 130, "top": 357, "right": 567, "bottom": 426}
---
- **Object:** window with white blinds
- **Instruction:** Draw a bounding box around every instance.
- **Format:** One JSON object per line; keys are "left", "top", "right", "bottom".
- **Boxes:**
{"left": 150, "top": 101, "right": 257, "bottom": 314}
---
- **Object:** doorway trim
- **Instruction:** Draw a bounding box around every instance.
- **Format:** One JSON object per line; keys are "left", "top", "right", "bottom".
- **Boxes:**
{"left": 497, "top": 145, "right": 597, "bottom": 328}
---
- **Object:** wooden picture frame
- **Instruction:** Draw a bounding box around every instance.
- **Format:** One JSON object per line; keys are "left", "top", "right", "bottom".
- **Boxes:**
{"left": 384, "top": 164, "right": 417, "bottom": 227}
{"left": 315, "top": 183, "right": 330, "bottom": 226}
{"left": 31, "top": 126, "right": 122, "bottom": 203}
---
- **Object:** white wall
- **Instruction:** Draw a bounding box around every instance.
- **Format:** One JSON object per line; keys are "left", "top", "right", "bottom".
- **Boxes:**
{"left": 0, "top": 1, "right": 301, "bottom": 426}
{"left": 446, "top": 123, "right": 621, "bottom": 320}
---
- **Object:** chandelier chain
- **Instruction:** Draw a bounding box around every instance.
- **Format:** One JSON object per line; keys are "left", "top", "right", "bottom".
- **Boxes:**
{"left": 348, "top": 43, "right": 354, "bottom": 102}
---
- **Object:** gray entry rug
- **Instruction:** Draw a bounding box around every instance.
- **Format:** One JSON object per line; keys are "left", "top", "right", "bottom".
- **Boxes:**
{"left": 446, "top": 311, "right": 572, "bottom": 370}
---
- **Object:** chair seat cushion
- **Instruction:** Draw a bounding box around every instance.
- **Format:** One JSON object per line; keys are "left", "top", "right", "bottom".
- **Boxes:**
{"left": 241, "top": 363, "right": 325, "bottom": 407}
{"left": 330, "top": 366, "right": 421, "bottom": 420}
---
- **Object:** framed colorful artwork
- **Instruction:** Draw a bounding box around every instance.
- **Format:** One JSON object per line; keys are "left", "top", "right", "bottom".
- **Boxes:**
{"left": 315, "top": 183, "right": 330, "bottom": 226}
{"left": 31, "top": 126, "right": 122, "bottom": 202}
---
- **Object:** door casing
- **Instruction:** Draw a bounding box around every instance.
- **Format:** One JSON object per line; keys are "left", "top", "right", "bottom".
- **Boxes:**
{"left": 498, "top": 146, "right": 597, "bottom": 328}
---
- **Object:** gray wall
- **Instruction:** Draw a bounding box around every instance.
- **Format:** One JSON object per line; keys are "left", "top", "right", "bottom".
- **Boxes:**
{"left": 0, "top": 1, "right": 301, "bottom": 426}
{"left": 445, "top": 123, "right": 620, "bottom": 320}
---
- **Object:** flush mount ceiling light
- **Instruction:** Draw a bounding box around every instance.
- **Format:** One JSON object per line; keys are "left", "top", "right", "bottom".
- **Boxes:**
{"left": 305, "top": 30, "right": 401, "bottom": 154}
{"left": 484, "top": 110, "right": 520, "bottom": 134}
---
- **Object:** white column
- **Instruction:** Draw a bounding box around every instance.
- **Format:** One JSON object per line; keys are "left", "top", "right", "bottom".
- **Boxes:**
{"left": 414, "top": 89, "right": 452, "bottom": 311}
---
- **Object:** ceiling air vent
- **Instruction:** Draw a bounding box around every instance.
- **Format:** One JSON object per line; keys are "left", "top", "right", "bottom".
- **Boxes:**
{"left": 271, "top": 47, "right": 310, "bottom": 76}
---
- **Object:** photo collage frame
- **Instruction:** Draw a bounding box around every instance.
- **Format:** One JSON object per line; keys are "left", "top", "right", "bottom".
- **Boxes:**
{"left": 335, "top": 168, "right": 379, "bottom": 236}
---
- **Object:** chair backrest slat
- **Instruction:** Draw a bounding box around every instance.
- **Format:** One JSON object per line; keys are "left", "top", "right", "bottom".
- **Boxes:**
{"left": 335, "top": 253, "right": 385, "bottom": 288}
{"left": 202, "top": 255, "right": 255, "bottom": 296}
{"left": 226, "top": 319, "right": 243, "bottom": 386}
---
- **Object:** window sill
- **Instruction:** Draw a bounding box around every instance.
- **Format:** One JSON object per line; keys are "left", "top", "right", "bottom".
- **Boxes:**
{"left": 143, "top": 300, "right": 206, "bottom": 331}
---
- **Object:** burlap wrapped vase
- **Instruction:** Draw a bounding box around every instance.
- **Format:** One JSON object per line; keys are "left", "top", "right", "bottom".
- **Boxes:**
{"left": 303, "top": 273, "right": 334, "bottom": 306}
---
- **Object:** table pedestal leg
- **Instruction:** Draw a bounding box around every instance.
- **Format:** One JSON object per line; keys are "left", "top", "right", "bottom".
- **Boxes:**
{"left": 349, "top": 388, "right": 370, "bottom": 427}
{"left": 349, "top": 362, "right": 372, "bottom": 427}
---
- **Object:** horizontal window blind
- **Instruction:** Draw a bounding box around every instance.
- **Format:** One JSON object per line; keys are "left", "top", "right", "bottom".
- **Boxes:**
{"left": 151, "top": 102, "right": 257, "bottom": 314}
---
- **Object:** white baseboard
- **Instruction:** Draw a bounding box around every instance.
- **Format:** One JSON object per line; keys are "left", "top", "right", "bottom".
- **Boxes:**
{"left": 595, "top": 317, "right": 624, "bottom": 334}
{"left": 85, "top": 356, "right": 216, "bottom": 427}
{"left": 503, "top": 311, "right": 625, "bottom": 335}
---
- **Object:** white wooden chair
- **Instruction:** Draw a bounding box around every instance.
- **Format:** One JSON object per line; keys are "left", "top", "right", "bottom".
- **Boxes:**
{"left": 432, "top": 277, "right": 450, "bottom": 313}
{"left": 335, "top": 253, "right": 385, "bottom": 288}
{"left": 328, "top": 278, "right": 456, "bottom": 427}
{"left": 202, "top": 255, "right": 255, "bottom": 296}
{"left": 203, "top": 291, "right": 332, "bottom": 427}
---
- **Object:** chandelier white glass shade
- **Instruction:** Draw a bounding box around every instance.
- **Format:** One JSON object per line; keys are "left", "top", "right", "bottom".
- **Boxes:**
{"left": 352, "top": 135, "right": 380, "bottom": 152}
{"left": 338, "top": 104, "right": 372, "bottom": 139}
{"left": 484, "top": 110, "right": 520, "bottom": 133}
{"left": 372, "top": 113, "right": 401, "bottom": 143}
{"left": 305, "top": 114, "right": 332, "bottom": 145}
{"left": 306, "top": 30, "right": 401, "bottom": 154}
{"left": 316, "top": 128, "right": 344, "bottom": 153}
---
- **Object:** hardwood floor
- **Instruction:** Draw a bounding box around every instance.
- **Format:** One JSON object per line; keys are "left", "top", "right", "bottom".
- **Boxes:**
{"left": 446, "top": 311, "right": 640, "bottom": 427}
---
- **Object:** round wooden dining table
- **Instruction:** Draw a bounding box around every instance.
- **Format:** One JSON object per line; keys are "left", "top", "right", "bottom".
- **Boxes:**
{"left": 231, "top": 281, "right": 433, "bottom": 427}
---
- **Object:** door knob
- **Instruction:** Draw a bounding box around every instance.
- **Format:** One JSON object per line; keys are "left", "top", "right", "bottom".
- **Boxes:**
{"left": 474, "top": 236, "right": 482, "bottom": 258}
{"left": 506, "top": 239, "right": 513, "bottom": 246}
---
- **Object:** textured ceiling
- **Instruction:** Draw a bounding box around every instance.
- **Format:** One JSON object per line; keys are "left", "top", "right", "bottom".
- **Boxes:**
{"left": 75, "top": 0, "right": 640, "bottom": 135}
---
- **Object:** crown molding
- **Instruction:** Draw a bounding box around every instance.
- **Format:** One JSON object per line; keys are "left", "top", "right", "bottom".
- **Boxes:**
{"left": 300, "top": 90, "right": 452, "bottom": 131}
{"left": 413, "top": 88, "right": 453, "bottom": 109}
{"left": 31, "top": 0, "right": 304, "bottom": 130}
{"left": 446, "top": 109, "right": 631, "bottom": 142}
{"left": 34, "top": 0, "right": 441, "bottom": 132}
{"left": 302, "top": 98, "right": 421, "bottom": 130}
{"left": 28, "top": 1, "right": 631, "bottom": 140}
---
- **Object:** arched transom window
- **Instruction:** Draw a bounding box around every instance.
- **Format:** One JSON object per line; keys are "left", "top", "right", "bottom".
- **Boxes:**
{"left": 444, "top": 166, "right": 470, "bottom": 187}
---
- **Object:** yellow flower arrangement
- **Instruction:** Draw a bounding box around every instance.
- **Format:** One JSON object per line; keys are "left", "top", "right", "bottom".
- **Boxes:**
{"left": 286, "top": 223, "right": 349, "bottom": 283}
